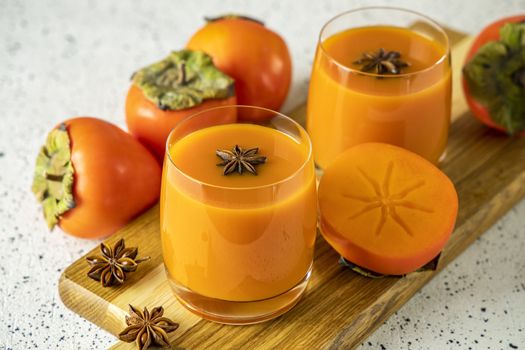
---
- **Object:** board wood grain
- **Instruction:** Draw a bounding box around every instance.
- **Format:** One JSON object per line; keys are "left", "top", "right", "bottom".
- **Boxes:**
{"left": 58, "top": 30, "right": 525, "bottom": 349}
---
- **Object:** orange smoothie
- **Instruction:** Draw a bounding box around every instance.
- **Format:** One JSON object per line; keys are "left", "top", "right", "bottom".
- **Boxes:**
{"left": 307, "top": 25, "right": 451, "bottom": 168}
{"left": 160, "top": 123, "right": 317, "bottom": 302}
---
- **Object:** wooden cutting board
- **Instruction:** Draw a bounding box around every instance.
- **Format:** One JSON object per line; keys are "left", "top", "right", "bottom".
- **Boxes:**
{"left": 58, "top": 29, "right": 525, "bottom": 349}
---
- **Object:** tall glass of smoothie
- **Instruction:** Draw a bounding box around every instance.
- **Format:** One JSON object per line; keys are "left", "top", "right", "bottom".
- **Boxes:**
{"left": 307, "top": 7, "right": 451, "bottom": 169}
{"left": 161, "top": 105, "right": 317, "bottom": 324}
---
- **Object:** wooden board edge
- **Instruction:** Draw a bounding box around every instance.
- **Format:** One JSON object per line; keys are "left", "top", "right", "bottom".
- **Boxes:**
{"left": 59, "top": 271, "right": 128, "bottom": 336}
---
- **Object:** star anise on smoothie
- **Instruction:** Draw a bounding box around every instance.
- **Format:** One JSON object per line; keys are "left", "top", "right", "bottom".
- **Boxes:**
{"left": 86, "top": 239, "right": 150, "bottom": 287}
{"left": 216, "top": 144, "right": 267, "bottom": 175}
{"left": 353, "top": 48, "right": 410, "bottom": 74}
{"left": 118, "top": 305, "right": 179, "bottom": 350}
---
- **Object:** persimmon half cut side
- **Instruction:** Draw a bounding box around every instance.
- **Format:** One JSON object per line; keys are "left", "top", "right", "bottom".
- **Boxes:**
{"left": 318, "top": 143, "right": 458, "bottom": 275}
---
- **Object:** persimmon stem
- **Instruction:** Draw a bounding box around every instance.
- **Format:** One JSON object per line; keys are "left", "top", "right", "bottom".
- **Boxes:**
{"left": 513, "top": 69, "right": 525, "bottom": 87}
{"left": 176, "top": 63, "right": 186, "bottom": 85}
{"left": 204, "top": 14, "right": 264, "bottom": 26}
{"left": 45, "top": 173, "right": 64, "bottom": 182}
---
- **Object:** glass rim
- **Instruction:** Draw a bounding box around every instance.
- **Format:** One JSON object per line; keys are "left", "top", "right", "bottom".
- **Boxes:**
{"left": 317, "top": 6, "right": 450, "bottom": 79}
{"left": 165, "top": 105, "right": 313, "bottom": 191}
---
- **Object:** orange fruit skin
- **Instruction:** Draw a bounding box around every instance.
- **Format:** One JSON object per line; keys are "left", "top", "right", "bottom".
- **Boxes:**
{"left": 318, "top": 143, "right": 458, "bottom": 275}
{"left": 187, "top": 18, "right": 292, "bottom": 121}
{"left": 59, "top": 117, "right": 161, "bottom": 239}
{"left": 125, "top": 84, "right": 237, "bottom": 160}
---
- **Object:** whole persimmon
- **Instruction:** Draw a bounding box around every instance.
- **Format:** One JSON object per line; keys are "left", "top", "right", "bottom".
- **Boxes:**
{"left": 187, "top": 15, "right": 292, "bottom": 121}
{"left": 463, "top": 15, "right": 525, "bottom": 135}
{"left": 32, "top": 117, "right": 161, "bottom": 239}
{"left": 126, "top": 50, "right": 237, "bottom": 160}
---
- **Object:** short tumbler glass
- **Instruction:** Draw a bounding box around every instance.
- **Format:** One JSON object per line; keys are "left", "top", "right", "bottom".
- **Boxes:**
{"left": 307, "top": 7, "right": 452, "bottom": 169}
{"left": 160, "top": 105, "right": 317, "bottom": 324}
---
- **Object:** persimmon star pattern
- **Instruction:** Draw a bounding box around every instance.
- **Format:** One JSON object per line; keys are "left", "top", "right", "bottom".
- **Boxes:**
{"left": 342, "top": 161, "right": 434, "bottom": 237}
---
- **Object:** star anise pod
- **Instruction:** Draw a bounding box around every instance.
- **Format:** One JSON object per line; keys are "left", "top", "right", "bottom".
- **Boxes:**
{"left": 216, "top": 144, "right": 267, "bottom": 176}
{"left": 118, "top": 304, "right": 179, "bottom": 350}
{"left": 86, "top": 239, "right": 150, "bottom": 287}
{"left": 353, "top": 48, "right": 410, "bottom": 75}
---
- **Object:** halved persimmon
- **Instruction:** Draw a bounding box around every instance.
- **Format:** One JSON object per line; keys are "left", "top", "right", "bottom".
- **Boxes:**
{"left": 318, "top": 143, "right": 458, "bottom": 275}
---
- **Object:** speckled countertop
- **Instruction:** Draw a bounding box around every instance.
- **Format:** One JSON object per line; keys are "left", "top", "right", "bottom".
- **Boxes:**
{"left": 1, "top": 0, "right": 524, "bottom": 349}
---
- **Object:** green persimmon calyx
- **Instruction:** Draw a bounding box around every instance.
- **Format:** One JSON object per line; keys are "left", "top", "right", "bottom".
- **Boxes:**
{"left": 204, "top": 14, "right": 264, "bottom": 26}
{"left": 463, "top": 22, "right": 525, "bottom": 134}
{"left": 131, "top": 50, "right": 235, "bottom": 111}
{"left": 31, "top": 123, "right": 75, "bottom": 229}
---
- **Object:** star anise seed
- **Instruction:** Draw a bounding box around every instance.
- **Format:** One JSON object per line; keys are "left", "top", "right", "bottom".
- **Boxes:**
{"left": 118, "top": 305, "right": 179, "bottom": 350}
{"left": 86, "top": 239, "right": 150, "bottom": 288}
{"left": 353, "top": 48, "right": 410, "bottom": 75}
{"left": 216, "top": 144, "right": 267, "bottom": 176}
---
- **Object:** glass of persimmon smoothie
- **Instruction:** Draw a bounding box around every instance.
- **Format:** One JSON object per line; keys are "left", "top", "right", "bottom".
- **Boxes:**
{"left": 307, "top": 7, "right": 451, "bottom": 169}
{"left": 160, "top": 105, "right": 317, "bottom": 324}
